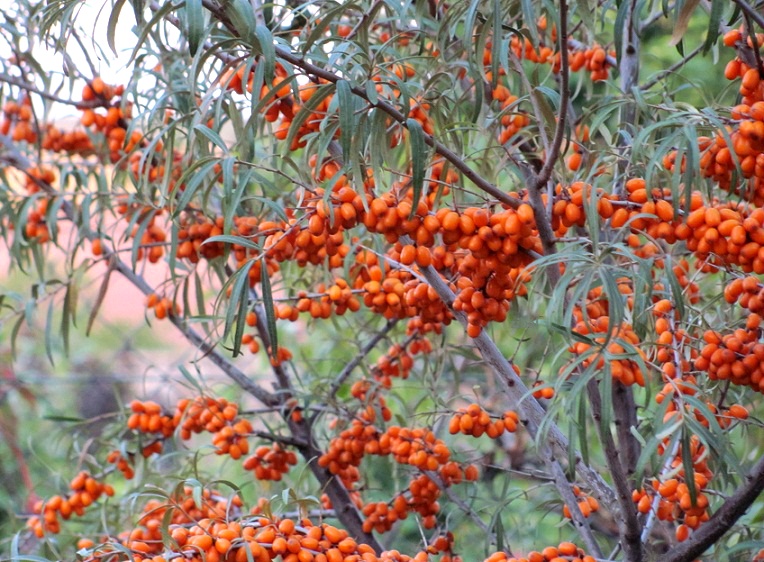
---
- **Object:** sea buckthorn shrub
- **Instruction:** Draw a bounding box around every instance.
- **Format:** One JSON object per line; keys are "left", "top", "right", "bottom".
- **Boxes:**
{"left": 2, "top": 1, "right": 764, "bottom": 562}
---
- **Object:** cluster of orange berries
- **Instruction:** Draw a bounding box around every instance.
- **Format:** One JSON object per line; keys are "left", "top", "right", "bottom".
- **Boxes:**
{"left": 145, "top": 293, "right": 181, "bottom": 320}
{"left": 293, "top": 278, "right": 362, "bottom": 320}
{"left": 318, "top": 419, "right": 377, "bottom": 493}
{"left": 568, "top": 301, "right": 646, "bottom": 386}
{"left": 176, "top": 214, "right": 227, "bottom": 262}
{"left": 26, "top": 471, "right": 114, "bottom": 537}
{"left": 127, "top": 399, "right": 176, "bottom": 438}
{"left": 223, "top": 61, "right": 327, "bottom": 151}
{"left": 550, "top": 181, "right": 618, "bottom": 234}
{"left": 652, "top": 298, "right": 696, "bottom": 382}
{"left": 106, "top": 450, "right": 136, "bottom": 479}
{"left": 114, "top": 200, "right": 167, "bottom": 263}
{"left": 568, "top": 44, "right": 614, "bottom": 82}
{"left": 23, "top": 193, "right": 52, "bottom": 244}
{"left": 565, "top": 125, "right": 589, "bottom": 172}
{"left": 446, "top": 205, "right": 537, "bottom": 337}
{"left": 372, "top": 337, "right": 433, "bottom": 387}
{"left": 562, "top": 485, "right": 600, "bottom": 519}
{"left": 78, "top": 79, "right": 145, "bottom": 164}
{"left": 484, "top": 541, "right": 595, "bottom": 562}
{"left": 380, "top": 425, "right": 451, "bottom": 471}
{"left": 40, "top": 121, "right": 94, "bottom": 153}
{"left": 696, "top": 325, "right": 764, "bottom": 393}
{"left": 491, "top": 82, "right": 531, "bottom": 145}
{"left": 176, "top": 397, "right": 253, "bottom": 460}
{"left": 633, "top": 470, "right": 712, "bottom": 542}
{"left": 448, "top": 403, "right": 519, "bottom": 438}
{"left": 352, "top": 246, "right": 452, "bottom": 328}
{"left": 1, "top": 96, "right": 37, "bottom": 143}
{"left": 114, "top": 487, "right": 245, "bottom": 560}
{"left": 676, "top": 204, "right": 764, "bottom": 273}
{"left": 2, "top": 95, "right": 91, "bottom": 152}
{"left": 660, "top": 29, "right": 764, "bottom": 204}
{"left": 724, "top": 274, "right": 764, "bottom": 312}
{"left": 86, "top": 485, "right": 426, "bottom": 562}
{"left": 242, "top": 443, "right": 299, "bottom": 481}
{"left": 361, "top": 467, "right": 474, "bottom": 534}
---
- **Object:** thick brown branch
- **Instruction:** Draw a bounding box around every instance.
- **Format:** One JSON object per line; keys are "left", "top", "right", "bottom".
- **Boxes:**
{"left": 587, "top": 380, "right": 643, "bottom": 562}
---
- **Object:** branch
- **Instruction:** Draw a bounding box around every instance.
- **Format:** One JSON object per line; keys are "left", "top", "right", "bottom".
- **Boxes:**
{"left": 533, "top": 0, "right": 570, "bottom": 191}
{"left": 612, "top": 382, "right": 640, "bottom": 478}
{"left": 638, "top": 42, "right": 704, "bottom": 91}
{"left": 587, "top": 380, "right": 643, "bottom": 562}
{"left": 411, "top": 256, "right": 619, "bottom": 518}
{"left": 197, "top": 0, "right": 524, "bottom": 210}
{"left": 613, "top": 0, "right": 640, "bottom": 197}
{"left": 325, "top": 319, "right": 399, "bottom": 400}
{"left": 732, "top": 0, "right": 764, "bottom": 31}
{"left": 523, "top": 0, "right": 569, "bottom": 289}
{"left": 0, "top": 73, "right": 110, "bottom": 109}
{"left": 663, "top": 454, "right": 764, "bottom": 562}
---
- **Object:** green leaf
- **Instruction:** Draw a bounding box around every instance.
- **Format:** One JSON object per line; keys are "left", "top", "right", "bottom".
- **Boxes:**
{"left": 254, "top": 25, "right": 275, "bottom": 82}
{"left": 185, "top": 0, "right": 204, "bottom": 56}
{"left": 406, "top": 118, "right": 427, "bottom": 218}
{"left": 520, "top": 0, "right": 539, "bottom": 44}
{"left": 194, "top": 123, "right": 229, "bottom": 152}
{"left": 670, "top": 0, "right": 700, "bottom": 46}
{"left": 203, "top": 234, "right": 260, "bottom": 251}
{"left": 107, "top": 0, "right": 128, "bottom": 55}
{"left": 61, "top": 283, "right": 73, "bottom": 356}
{"left": 226, "top": 0, "right": 258, "bottom": 45}
{"left": 223, "top": 259, "right": 256, "bottom": 357}
{"left": 681, "top": 427, "right": 697, "bottom": 505}
{"left": 128, "top": 1, "right": 176, "bottom": 65}
{"left": 703, "top": 0, "right": 724, "bottom": 53}
{"left": 45, "top": 298, "right": 55, "bottom": 366}
{"left": 259, "top": 263, "right": 278, "bottom": 359}
{"left": 337, "top": 80, "right": 354, "bottom": 166}
{"left": 286, "top": 83, "right": 336, "bottom": 151}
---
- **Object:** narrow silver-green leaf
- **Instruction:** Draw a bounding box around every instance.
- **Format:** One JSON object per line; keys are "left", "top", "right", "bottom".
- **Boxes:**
{"left": 107, "top": 0, "right": 128, "bottom": 55}
{"left": 255, "top": 25, "right": 275, "bottom": 81}
{"left": 185, "top": 0, "right": 204, "bottom": 56}
{"left": 406, "top": 118, "right": 426, "bottom": 218}
{"left": 337, "top": 79, "right": 354, "bottom": 165}
{"left": 259, "top": 262, "right": 278, "bottom": 359}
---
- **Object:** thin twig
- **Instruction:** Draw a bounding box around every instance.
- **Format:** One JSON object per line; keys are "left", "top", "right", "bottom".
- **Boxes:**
{"left": 325, "top": 319, "right": 400, "bottom": 400}
{"left": 732, "top": 0, "right": 764, "bottom": 30}
{"left": 0, "top": 73, "right": 108, "bottom": 108}
{"left": 638, "top": 42, "right": 705, "bottom": 91}
{"left": 534, "top": 0, "right": 570, "bottom": 191}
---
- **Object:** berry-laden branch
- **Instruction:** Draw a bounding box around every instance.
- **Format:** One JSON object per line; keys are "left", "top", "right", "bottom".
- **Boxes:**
{"left": 409, "top": 247, "right": 618, "bottom": 528}
{"left": 197, "top": 0, "right": 524, "bottom": 210}
{"left": 663, "top": 454, "right": 764, "bottom": 562}
{"left": 197, "top": 0, "right": 619, "bottom": 528}
{"left": 0, "top": 138, "right": 383, "bottom": 550}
